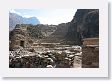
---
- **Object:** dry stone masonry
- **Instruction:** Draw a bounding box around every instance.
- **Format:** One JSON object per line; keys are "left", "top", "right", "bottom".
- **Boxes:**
{"left": 9, "top": 9, "right": 99, "bottom": 68}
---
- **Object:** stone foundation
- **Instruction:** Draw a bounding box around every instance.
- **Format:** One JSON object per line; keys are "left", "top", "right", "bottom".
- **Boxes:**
{"left": 82, "top": 46, "right": 99, "bottom": 68}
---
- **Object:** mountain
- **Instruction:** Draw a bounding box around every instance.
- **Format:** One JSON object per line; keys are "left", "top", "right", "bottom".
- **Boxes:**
{"left": 9, "top": 13, "right": 40, "bottom": 31}
{"left": 43, "top": 9, "right": 99, "bottom": 44}
{"left": 66, "top": 9, "right": 99, "bottom": 45}
{"left": 9, "top": 9, "right": 99, "bottom": 45}
{"left": 36, "top": 23, "right": 70, "bottom": 43}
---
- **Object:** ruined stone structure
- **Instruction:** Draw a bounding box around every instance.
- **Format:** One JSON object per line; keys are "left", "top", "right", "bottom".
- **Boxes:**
{"left": 82, "top": 38, "right": 99, "bottom": 46}
{"left": 10, "top": 24, "right": 33, "bottom": 50}
{"left": 82, "top": 38, "right": 99, "bottom": 68}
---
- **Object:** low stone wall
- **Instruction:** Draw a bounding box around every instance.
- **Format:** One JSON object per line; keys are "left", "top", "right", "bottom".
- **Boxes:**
{"left": 82, "top": 38, "right": 99, "bottom": 46}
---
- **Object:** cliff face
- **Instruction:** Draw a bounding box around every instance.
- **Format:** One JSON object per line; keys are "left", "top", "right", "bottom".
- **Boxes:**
{"left": 66, "top": 9, "right": 99, "bottom": 45}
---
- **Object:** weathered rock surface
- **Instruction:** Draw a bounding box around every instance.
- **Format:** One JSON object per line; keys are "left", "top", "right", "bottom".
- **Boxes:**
{"left": 39, "top": 23, "right": 70, "bottom": 43}
{"left": 66, "top": 9, "right": 99, "bottom": 45}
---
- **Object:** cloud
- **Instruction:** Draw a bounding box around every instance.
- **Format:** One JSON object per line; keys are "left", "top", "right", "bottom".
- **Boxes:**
{"left": 9, "top": 9, "right": 34, "bottom": 18}
{"left": 9, "top": 9, "right": 77, "bottom": 25}
{"left": 38, "top": 15, "right": 72, "bottom": 25}
{"left": 22, "top": 15, "right": 33, "bottom": 18}
{"left": 37, "top": 9, "right": 76, "bottom": 25}
{"left": 9, "top": 9, "right": 21, "bottom": 15}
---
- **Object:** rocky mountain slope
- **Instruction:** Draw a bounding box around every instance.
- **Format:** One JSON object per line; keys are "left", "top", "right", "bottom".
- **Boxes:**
{"left": 27, "top": 24, "right": 57, "bottom": 40}
{"left": 42, "top": 9, "right": 99, "bottom": 44}
{"left": 9, "top": 24, "right": 57, "bottom": 41}
{"left": 66, "top": 9, "right": 99, "bottom": 45}
{"left": 10, "top": 9, "right": 99, "bottom": 45}
{"left": 9, "top": 13, "right": 40, "bottom": 31}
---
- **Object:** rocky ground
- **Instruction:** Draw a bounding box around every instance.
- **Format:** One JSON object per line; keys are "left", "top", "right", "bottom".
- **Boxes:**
{"left": 9, "top": 44, "right": 82, "bottom": 68}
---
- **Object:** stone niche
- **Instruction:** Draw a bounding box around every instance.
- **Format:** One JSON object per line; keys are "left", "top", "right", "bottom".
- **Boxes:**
{"left": 82, "top": 38, "right": 99, "bottom": 68}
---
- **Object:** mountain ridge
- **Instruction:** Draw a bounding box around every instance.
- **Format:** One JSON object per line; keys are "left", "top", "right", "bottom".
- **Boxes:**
{"left": 9, "top": 12, "right": 40, "bottom": 31}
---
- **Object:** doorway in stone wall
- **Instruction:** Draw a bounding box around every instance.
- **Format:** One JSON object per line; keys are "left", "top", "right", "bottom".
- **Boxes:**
{"left": 20, "top": 40, "right": 24, "bottom": 47}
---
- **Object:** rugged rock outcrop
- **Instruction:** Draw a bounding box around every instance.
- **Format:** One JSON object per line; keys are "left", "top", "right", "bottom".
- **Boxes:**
{"left": 66, "top": 9, "right": 99, "bottom": 45}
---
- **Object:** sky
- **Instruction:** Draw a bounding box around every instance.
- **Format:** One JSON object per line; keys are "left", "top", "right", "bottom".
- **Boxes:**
{"left": 10, "top": 9, "right": 77, "bottom": 25}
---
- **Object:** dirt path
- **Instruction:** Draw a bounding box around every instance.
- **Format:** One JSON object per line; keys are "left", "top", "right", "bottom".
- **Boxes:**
{"left": 73, "top": 57, "right": 82, "bottom": 68}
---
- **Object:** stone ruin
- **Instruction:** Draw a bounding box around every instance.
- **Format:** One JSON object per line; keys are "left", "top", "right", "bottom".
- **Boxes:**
{"left": 9, "top": 24, "right": 33, "bottom": 50}
{"left": 9, "top": 46, "right": 82, "bottom": 68}
{"left": 9, "top": 24, "right": 82, "bottom": 68}
{"left": 9, "top": 24, "right": 98, "bottom": 68}
{"left": 82, "top": 38, "right": 99, "bottom": 68}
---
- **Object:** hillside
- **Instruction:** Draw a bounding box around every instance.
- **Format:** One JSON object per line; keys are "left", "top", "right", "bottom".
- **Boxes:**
{"left": 9, "top": 24, "right": 57, "bottom": 41}
{"left": 9, "top": 9, "right": 99, "bottom": 45}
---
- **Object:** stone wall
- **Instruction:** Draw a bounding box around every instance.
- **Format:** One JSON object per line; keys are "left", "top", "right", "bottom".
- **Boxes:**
{"left": 9, "top": 25, "right": 32, "bottom": 50}
{"left": 82, "top": 38, "right": 99, "bottom": 46}
{"left": 82, "top": 38, "right": 99, "bottom": 68}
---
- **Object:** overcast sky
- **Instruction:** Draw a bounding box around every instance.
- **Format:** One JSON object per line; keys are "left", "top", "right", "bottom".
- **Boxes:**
{"left": 10, "top": 9, "right": 77, "bottom": 25}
